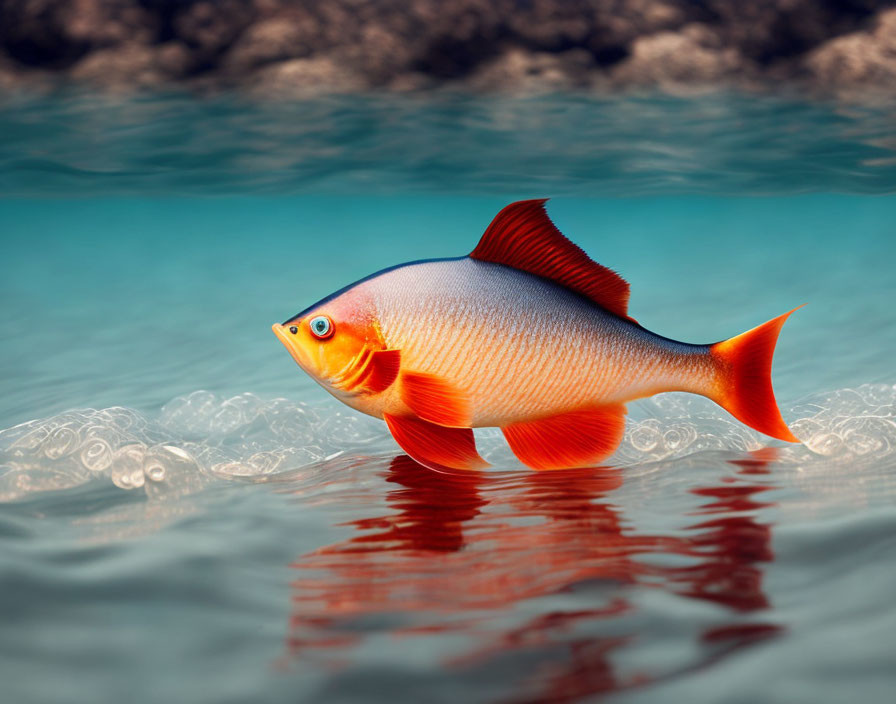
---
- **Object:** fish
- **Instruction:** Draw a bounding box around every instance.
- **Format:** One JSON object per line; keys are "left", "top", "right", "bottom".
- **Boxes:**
{"left": 272, "top": 199, "right": 801, "bottom": 472}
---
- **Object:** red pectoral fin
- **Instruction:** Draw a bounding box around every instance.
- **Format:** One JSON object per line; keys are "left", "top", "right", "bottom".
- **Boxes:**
{"left": 400, "top": 371, "right": 472, "bottom": 427}
{"left": 384, "top": 413, "right": 489, "bottom": 472}
{"left": 501, "top": 405, "right": 627, "bottom": 470}
{"left": 338, "top": 348, "right": 401, "bottom": 395}
{"left": 364, "top": 349, "right": 401, "bottom": 393}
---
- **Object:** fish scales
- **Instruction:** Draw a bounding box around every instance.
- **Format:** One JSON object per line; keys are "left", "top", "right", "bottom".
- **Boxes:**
{"left": 364, "top": 258, "right": 702, "bottom": 427}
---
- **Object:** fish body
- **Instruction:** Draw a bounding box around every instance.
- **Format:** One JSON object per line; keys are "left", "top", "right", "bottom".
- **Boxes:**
{"left": 335, "top": 258, "right": 714, "bottom": 425}
{"left": 273, "top": 200, "right": 800, "bottom": 471}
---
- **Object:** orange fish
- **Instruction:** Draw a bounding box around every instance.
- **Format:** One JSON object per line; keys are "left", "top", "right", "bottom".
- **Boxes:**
{"left": 273, "top": 200, "right": 801, "bottom": 471}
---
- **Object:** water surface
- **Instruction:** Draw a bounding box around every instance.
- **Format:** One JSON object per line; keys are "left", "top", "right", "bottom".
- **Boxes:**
{"left": 1, "top": 93, "right": 895, "bottom": 703}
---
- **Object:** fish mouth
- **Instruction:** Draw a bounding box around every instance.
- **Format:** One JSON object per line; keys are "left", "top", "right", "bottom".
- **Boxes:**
{"left": 271, "top": 323, "right": 308, "bottom": 368}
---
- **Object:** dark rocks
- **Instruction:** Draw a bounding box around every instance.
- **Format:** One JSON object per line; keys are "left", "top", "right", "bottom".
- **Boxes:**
{"left": 171, "top": 0, "right": 255, "bottom": 70}
{"left": 805, "top": 8, "right": 896, "bottom": 95}
{"left": 248, "top": 57, "right": 368, "bottom": 97}
{"left": 0, "top": 0, "right": 156, "bottom": 68}
{"left": 68, "top": 41, "right": 192, "bottom": 89}
{"left": 610, "top": 23, "right": 744, "bottom": 90}
{"left": 702, "top": 0, "right": 882, "bottom": 67}
{"left": 1, "top": 0, "right": 895, "bottom": 96}
{"left": 465, "top": 48, "right": 598, "bottom": 93}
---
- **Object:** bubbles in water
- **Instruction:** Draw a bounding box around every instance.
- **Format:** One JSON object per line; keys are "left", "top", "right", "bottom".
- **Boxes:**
{"left": 145, "top": 460, "right": 166, "bottom": 483}
{"left": 1, "top": 384, "right": 895, "bottom": 502}
{"left": 607, "top": 384, "right": 896, "bottom": 467}
{"left": 629, "top": 420, "right": 662, "bottom": 453}
{"left": 617, "top": 396, "right": 760, "bottom": 464}
{"left": 790, "top": 385, "right": 896, "bottom": 463}
{"left": 143, "top": 445, "right": 203, "bottom": 501}
{"left": 261, "top": 398, "right": 319, "bottom": 447}
{"left": 806, "top": 432, "right": 843, "bottom": 456}
{"left": 43, "top": 424, "right": 80, "bottom": 459}
{"left": 0, "top": 391, "right": 389, "bottom": 502}
{"left": 80, "top": 436, "right": 114, "bottom": 473}
{"left": 109, "top": 444, "right": 146, "bottom": 490}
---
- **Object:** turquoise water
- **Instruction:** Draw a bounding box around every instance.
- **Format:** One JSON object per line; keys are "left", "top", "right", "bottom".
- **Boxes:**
{"left": 1, "top": 93, "right": 896, "bottom": 703}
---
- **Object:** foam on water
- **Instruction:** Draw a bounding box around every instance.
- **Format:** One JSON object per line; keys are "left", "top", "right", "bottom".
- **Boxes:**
{"left": 3, "top": 384, "right": 894, "bottom": 503}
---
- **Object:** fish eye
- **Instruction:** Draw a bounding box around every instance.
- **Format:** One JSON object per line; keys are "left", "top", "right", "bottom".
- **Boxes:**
{"left": 288, "top": 326, "right": 298, "bottom": 334}
{"left": 309, "top": 315, "right": 334, "bottom": 339}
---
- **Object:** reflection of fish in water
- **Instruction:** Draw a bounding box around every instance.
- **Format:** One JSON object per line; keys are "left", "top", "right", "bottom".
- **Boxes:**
{"left": 283, "top": 450, "right": 783, "bottom": 697}
{"left": 273, "top": 199, "right": 802, "bottom": 471}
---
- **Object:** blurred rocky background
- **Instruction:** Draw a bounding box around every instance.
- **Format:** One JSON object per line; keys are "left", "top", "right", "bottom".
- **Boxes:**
{"left": 1, "top": 0, "right": 895, "bottom": 96}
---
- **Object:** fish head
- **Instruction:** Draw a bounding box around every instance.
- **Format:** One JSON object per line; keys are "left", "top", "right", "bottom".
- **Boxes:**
{"left": 272, "top": 290, "right": 386, "bottom": 396}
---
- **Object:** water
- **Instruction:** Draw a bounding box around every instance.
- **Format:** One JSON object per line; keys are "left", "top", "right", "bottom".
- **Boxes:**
{"left": 1, "top": 92, "right": 895, "bottom": 703}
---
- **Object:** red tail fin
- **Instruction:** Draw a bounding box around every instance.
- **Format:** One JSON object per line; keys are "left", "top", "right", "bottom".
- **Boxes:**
{"left": 710, "top": 307, "right": 803, "bottom": 443}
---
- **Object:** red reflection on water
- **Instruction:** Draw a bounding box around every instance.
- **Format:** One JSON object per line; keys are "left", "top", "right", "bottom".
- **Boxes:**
{"left": 285, "top": 449, "right": 782, "bottom": 698}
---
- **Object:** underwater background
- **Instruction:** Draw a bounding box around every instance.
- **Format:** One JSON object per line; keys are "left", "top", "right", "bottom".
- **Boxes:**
{"left": 2, "top": 89, "right": 896, "bottom": 702}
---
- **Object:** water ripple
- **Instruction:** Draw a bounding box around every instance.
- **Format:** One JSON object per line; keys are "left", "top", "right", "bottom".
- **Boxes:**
{"left": 2, "top": 92, "right": 896, "bottom": 197}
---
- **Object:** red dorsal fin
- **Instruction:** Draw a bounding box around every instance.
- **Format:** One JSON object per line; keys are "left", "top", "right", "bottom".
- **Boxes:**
{"left": 470, "top": 199, "right": 632, "bottom": 320}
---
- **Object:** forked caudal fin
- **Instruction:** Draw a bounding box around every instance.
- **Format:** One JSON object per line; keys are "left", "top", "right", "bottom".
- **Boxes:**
{"left": 709, "top": 306, "right": 804, "bottom": 443}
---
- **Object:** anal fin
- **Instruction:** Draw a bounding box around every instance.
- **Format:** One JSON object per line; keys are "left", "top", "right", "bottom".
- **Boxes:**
{"left": 384, "top": 413, "right": 488, "bottom": 472}
{"left": 502, "top": 405, "right": 627, "bottom": 470}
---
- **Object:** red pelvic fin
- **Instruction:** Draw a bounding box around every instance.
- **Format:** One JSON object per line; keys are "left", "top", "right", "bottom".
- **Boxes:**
{"left": 400, "top": 371, "right": 472, "bottom": 427}
{"left": 501, "top": 405, "right": 627, "bottom": 470}
{"left": 470, "top": 199, "right": 633, "bottom": 321}
{"left": 710, "top": 307, "right": 803, "bottom": 443}
{"left": 384, "top": 413, "right": 489, "bottom": 472}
